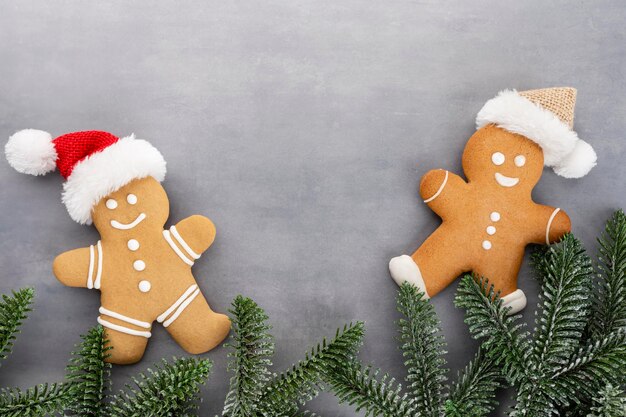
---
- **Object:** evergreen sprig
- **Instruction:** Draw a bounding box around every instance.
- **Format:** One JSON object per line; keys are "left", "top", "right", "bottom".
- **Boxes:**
{"left": 324, "top": 282, "right": 502, "bottom": 417}
{"left": 587, "top": 384, "right": 626, "bottom": 417}
{"left": 221, "top": 295, "right": 365, "bottom": 417}
{"left": 444, "top": 348, "right": 500, "bottom": 417}
{"left": 223, "top": 295, "right": 275, "bottom": 416}
{"left": 65, "top": 325, "right": 112, "bottom": 416}
{"left": 455, "top": 212, "right": 626, "bottom": 416}
{"left": 590, "top": 209, "right": 626, "bottom": 338}
{"left": 108, "top": 357, "right": 212, "bottom": 417}
{"left": 0, "top": 382, "right": 73, "bottom": 417}
{"left": 0, "top": 287, "right": 34, "bottom": 364}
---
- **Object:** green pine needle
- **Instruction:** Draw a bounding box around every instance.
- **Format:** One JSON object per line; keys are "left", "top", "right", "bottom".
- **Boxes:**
{"left": 108, "top": 357, "right": 212, "bottom": 417}
{"left": 223, "top": 295, "right": 275, "bottom": 417}
{"left": 454, "top": 274, "right": 534, "bottom": 385}
{"left": 324, "top": 361, "right": 417, "bottom": 417}
{"left": 65, "top": 325, "right": 112, "bottom": 416}
{"left": 587, "top": 383, "right": 626, "bottom": 417}
{"left": 531, "top": 234, "right": 594, "bottom": 375}
{"left": 397, "top": 282, "right": 447, "bottom": 415}
{"left": 0, "top": 287, "right": 34, "bottom": 365}
{"left": 445, "top": 348, "right": 501, "bottom": 417}
{"left": 0, "top": 383, "right": 73, "bottom": 417}
{"left": 255, "top": 322, "right": 365, "bottom": 416}
{"left": 591, "top": 209, "right": 626, "bottom": 338}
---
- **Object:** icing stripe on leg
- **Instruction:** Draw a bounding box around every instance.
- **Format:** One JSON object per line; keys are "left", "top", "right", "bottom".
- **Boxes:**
{"left": 157, "top": 284, "right": 198, "bottom": 323}
{"left": 163, "top": 288, "right": 201, "bottom": 328}
{"left": 99, "top": 306, "right": 151, "bottom": 329}
{"left": 97, "top": 317, "right": 152, "bottom": 338}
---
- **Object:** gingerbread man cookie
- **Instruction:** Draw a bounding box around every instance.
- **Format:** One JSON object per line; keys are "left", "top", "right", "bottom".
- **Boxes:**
{"left": 389, "top": 88, "right": 597, "bottom": 313}
{"left": 5, "top": 130, "right": 230, "bottom": 364}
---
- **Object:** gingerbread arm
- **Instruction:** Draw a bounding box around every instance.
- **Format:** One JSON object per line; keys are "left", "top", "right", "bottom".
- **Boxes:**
{"left": 53, "top": 243, "right": 102, "bottom": 289}
{"left": 419, "top": 169, "right": 468, "bottom": 217}
{"left": 167, "top": 215, "right": 217, "bottom": 261}
{"left": 527, "top": 204, "right": 572, "bottom": 245}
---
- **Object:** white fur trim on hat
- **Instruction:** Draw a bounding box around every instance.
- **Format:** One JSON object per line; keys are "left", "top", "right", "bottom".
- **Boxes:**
{"left": 62, "top": 135, "right": 167, "bottom": 224}
{"left": 476, "top": 90, "right": 596, "bottom": 178}
{"left": 5, "top": 129, "right": 57, "bottom": 176}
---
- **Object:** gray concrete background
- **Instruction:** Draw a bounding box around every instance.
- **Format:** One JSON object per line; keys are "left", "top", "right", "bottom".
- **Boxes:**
{"left": 0, "top": 1, "right": 624, "bottom": 415}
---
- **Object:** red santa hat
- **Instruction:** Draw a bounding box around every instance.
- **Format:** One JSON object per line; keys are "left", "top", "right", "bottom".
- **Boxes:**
{"left": 5, "top": 130, "right": 167, "bottom": 224}
{"left": 476, "top": 87, "right": 597, "bottom": 178}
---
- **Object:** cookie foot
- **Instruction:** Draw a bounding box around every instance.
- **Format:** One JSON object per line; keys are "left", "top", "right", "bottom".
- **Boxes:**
{"left": 389, "top": 255, "right": 429, "bottom": 298}
{"left": 501, "top": 289, "right": 526, "bottom": 315}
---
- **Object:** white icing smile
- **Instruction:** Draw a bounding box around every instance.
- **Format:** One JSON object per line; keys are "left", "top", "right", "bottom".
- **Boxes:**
{"left": 495, "top": 172, "right": 519, "bottom": 187}
{"left": 111, "top": 213, "right": 146, "bottom": 230}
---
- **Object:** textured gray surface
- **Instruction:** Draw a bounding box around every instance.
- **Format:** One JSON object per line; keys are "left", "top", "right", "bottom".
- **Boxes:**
{"left": 0, "top": 1, "right": 625, "bottom": 415}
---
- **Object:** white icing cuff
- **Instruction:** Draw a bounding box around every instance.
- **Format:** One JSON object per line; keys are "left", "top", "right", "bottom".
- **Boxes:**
{"left": 97, "top": 317, "right": 152, "bottom": 338}
{"left": 99, "top": 306, "right": 151, "bottom": 329}
{"left": 389, "top": 255, "right": 429, "bottom": 298}
{"left": 157, "top": 284, "right": 198, "bottom": 323}
{"left": 163, "top": 230, "right": 195, "bottom": 266}
{"left": 87, "top": 244, "right": 95, "bottom": 289}
{"left": 170, "top": 225, "right": 201, "bottom": 260}
{"left": 163, "top": 288, "right": 200, "bottom": 328}
{"left": 501, "top": 289, "right": 527, "bottom": 315}
{"left": 545, "top": 208, "right": 561, "bottom": 245}
{"left": 94, "top": 240, "right": 103, "bottom": 289}
{"left": 423, "top": 171, "right": 448, "bottom": 203}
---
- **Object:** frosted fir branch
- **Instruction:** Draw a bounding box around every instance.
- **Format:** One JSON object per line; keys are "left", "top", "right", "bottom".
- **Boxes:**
{"left": 397, "top": 282, "right": 447, "bottom": 415}
{"left": 0, "top": 287, "right": 34, "bottom": 364}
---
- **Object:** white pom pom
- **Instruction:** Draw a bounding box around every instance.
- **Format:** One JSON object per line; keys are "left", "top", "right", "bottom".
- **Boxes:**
{"left": 5, "top": 129, "right": 57, "bottom": 175}
{"left": 553, "top": 140, "right": 597, "bottom": 179}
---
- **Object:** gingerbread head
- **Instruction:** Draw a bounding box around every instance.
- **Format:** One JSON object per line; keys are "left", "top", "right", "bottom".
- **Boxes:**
{"left": 5, "top": 130, "right": 230, "bottom": 364}
{"left": 390, "top": 88, "right": 597, "bottom": 314}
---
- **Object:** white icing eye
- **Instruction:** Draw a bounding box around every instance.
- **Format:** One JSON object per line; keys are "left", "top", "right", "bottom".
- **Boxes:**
{"left": 514, "top": 155, "right": 526, "bottom": 167}
{"left": 105, "top": 199, "right": 118, "bottom": 210}
{"left": 491, "top": 152, "right": 505, "bottom": 166}
{"left": 127, "top": 194, "right": 138, "bottom": 205}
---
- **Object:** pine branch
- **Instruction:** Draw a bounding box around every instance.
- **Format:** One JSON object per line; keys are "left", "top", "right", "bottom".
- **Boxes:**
{"left": 108, "top": 357, "right": 212, "bottom": 417}
{"left": 0, "top": 287, "right": 34, "bottom": 365}
{"left": 65, "top": 325, "right": 112, "bottom": 417}
{"left": 0, "top": 383, "right": 73, "bottom": 417}
{"left": 256, "top": 322, "right": 364, "bottom": 416}
{"left": 591, "top": 209, "right": 626, "bottom": 339}
{"left": 324, "top": 361, "right": 417, "bottom": 417}
{"left": 532, "top": 234, "right": 593, "bottom": 375}
{"left": 397, "top": 282, "right": 446, "bottom": 416}
{"left": 223, "top": 295, "right": 274, "bottom": 417}
{"left": 587, "top": 384, "right": 626, "bottom": 417}
{"left": 445, "top": 348, "right": 501, "bottom": 417}
{"left": 454, "top": 274, "right": 534, "bottom": 385}
{"left": 553, "top": 329, "right": 626, "bottom": 401}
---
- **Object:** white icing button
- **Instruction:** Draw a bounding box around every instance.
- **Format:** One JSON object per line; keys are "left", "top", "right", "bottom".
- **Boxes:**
{"left": 490, "top": 212, "right": 501, "bottom": 222}
{"left": 482, "top": 240, "right": 492, "bottom": 250}
{"left": 127, "top": 194, "right": 138, "bottom": 205}
{"left": 138, "top": 280, "right": 151, "bottom": 292}
{"left": 491, "top": 152, "right": 505, "bottom": 166}
{"left": 127, "top": 239, "right": 140, "bottom": 251}
{"left": 133, "top": 260, "right": 146, "bottom": 271}
{"left": 514, "top": 155, "right": 526, "bottom": 167}
{"left": 105, "top": 199, "right": 117, "bottom": 209}
{"left": 486, "top": 226, "right": 496, "bottom": 235}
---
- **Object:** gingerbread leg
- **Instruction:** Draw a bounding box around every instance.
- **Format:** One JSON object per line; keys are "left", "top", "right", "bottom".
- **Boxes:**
{"left": 473, "top": 250, "right": 527, "bottom": 314}
{"left": 162, "top": 289, "right": 230, "bottom": 354}
{"left": 98, "top": 315, "right": 151, "bottom": 364}
{"left": 390, "top": 226, "right": 471, "bottom": 298}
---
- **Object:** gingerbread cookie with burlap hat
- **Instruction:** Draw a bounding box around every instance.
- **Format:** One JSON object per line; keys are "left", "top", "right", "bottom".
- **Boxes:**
{"left": 389, "top": 88, "right": 597, "bottom": 314}
{"left": 5, "top": 130, "right": 230, "bottom": 364}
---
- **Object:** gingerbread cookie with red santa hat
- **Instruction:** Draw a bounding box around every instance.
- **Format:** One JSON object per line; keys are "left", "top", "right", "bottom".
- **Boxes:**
{"left": 5, "top": 130, "right": 231, "bottom": 364}
{"left": 389, "top": 88, "right": 597, "bottom": 314}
